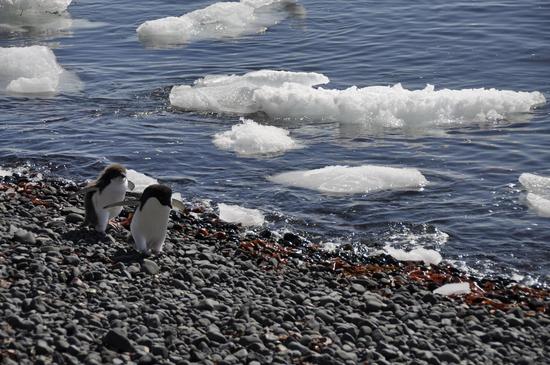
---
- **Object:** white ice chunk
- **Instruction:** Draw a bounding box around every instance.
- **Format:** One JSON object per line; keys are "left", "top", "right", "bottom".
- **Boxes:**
{"left": 0, "top": 166, "right": 13, "bottom": 177}
{"left": 525, "top": 193, "right": 550, "bottom": 218}
{"left": 519, "top": 173, "right": 550, "bottom": 217}
{"left": 126, "top": 169, "right": 158, "bottom": 193}
{"left": 433, "top": 282, "right": 471, "bottom": 296}
{"left": 127, "top": 169, "right": 185, "bottom": 206}
{"left": 268, "top": 165, "right": 428, "bottom": 194}
{"left": 218, "top": 203, "right": 265, "bottom": 226}
{"left": 137, "top": 0, "right": 298, "bottom": 46}
{"left": 170, "top": 70, "right": 545, "bottom": 129}
{"left": 0, "top": 45, "right": 80, "bottom": 95}
{"left": 213, "top": 118, "right": 300, "bottom": 156}
{"left": 384, "top": 245, "right": 442, "bottom": 265}
{"left": 519, "top": 173, "right": 550, "bottom": 197}
{"left": 0, "top": 0, "right": 72, "bottom": 14}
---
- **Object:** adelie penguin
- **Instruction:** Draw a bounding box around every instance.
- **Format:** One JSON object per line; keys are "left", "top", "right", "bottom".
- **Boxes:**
{"left": 76, "top": 164, "right": 135, "bottom": 233}
{"left": 105, "top": 184, "right": 185, "bottom": 254}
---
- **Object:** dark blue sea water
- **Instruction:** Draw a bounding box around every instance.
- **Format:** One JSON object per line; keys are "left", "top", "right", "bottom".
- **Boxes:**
{"left": 1, "top": 0, "right": 549, "bottom": 285}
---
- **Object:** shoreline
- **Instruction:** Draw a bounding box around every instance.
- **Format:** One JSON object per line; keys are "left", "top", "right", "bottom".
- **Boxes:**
{"left": 1, "top": 170, "right": 549, "bottom": 364}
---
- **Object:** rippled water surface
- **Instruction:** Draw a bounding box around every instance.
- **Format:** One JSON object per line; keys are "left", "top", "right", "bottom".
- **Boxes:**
{"left": 1, "top": 0, "right": 549, "bottom": 284}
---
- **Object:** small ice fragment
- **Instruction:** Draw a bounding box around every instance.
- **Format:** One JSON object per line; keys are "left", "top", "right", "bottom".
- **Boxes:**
{"left": 0, "top": 166, "right": 13, "bottom": 177}
{"left": 525, "top": 193, "right": 550, "bottom": 218}
{"left": 213, "top": 118, "right": 300, "bottom": 156}
{"left": 433, "top": 282, "right": 471, "bottom": 296}
{"left": 268, "top": 165, "right": 428, "bottom": 194}
{"left": 384, "top": 245, "right": 442, "bottom": 265}
{"left": 218, "top": 203, "right": 265, "bottom": 226}
{"left": 518, "top": 173, "right": 550, "bottom": 217}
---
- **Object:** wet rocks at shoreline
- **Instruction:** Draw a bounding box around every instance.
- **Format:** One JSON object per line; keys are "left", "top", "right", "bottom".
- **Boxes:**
{"left": 0, "top": 173, "right": 549, "bottom": 364}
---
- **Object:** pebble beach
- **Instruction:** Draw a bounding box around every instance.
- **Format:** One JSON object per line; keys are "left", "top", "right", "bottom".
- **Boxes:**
{"left": 1, "top": 170, "right": 549, "bottom": 365}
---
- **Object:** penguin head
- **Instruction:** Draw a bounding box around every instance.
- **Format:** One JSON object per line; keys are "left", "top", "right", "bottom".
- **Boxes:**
{"left": 96, "top": 163, "right": 127, "bottom": 192}
{"left": 139, "top": 184, "right": 172, "bottom": 210}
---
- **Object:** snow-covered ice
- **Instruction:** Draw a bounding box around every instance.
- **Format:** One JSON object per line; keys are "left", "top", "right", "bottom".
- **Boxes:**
{"left": 384, "top": 245, "right": 442, "bottom": 265}
{"left": 433, "top": 282, "right": 471, "bottom": 296}
{"left": 268, "top": 165, "right": 428, "bottom": 194}
{"left": 0, "top": 45, "right": 81, "bottom": 95}
{"left": 218, "top": 203, "right": 265, "bottom": 226}
{"left": 213, "top": 118, "right": 300, "bottom": 156}
{"left": 137, "top": 0, "right": 300, "bottom": 46}
{"left": 0, "top": 0, "right": 72, "bottom": 14}
{"left": 170, "top": 70, "right": 545, "bottom": 129}
{"left": 126, "top": 169, "right": 158, "bottom": 193}
{"left": 519, "top": 173, "right": 550, "bottom": 217}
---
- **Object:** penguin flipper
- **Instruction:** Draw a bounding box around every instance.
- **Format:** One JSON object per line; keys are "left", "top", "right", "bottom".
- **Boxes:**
{"left": 171, "top": 198, "right": 186, "bottom": 212}
{"left": 127, "top": 180, "right": 135, "bottom": 191}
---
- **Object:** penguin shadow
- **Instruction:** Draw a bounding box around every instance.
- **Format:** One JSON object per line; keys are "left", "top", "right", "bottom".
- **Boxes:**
{"left": 111, "top": 248, "right": 149, "bottom": 265}
{"left": 61, "top": 225, "right": 116, "bottom": 246}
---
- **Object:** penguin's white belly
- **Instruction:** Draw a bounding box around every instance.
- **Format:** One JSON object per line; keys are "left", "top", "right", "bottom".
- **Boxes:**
{"left": 92, "top": 181, "right": 127, "bottom": 231}
{"left": 131, "top": 199, "right": 170, "bottom": 249}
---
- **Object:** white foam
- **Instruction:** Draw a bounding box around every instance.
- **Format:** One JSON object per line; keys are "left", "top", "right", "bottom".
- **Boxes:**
{"left": 213, "top": 118, "right": 300, "bottom": 156}
{"left": 433, "top": 282, "right": 471, "bottom": 296}
{"left": 0, "top": 45, "right": 81, "bottom": 95}
{"left": 218, "top": 203, "right": 265, "bottom": 226}
{"left": 384, "top": 245, "right": 442, "bottom": 265}
{"left": 170, "top": 70, "right": 545, "bottom": 129}
{"left": 519, "top": 173, "right": 550, "bottom": 217}
{"left": 268, "top": 165, "right": 428, "bottom": 194}
{"left": 126, "top": 169, "right": 158, "bottom": 193}
{"left": 0, "top": 0, "right": 72, "bottom": 14}
{"left": 137, "top": 0, "right": 295, "bottom": 46}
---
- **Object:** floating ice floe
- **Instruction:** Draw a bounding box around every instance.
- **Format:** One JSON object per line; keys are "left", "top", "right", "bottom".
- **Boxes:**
{"left": 218, "top": 203, "right": 265, "bottom": 226}
{"left": 213, "top": 118, "right": 300, "bottom": 156}
{"left": 519, "top": 173, "right": 550, "bottom": 217}
{"left": 268, "top": 165, "right": 428, "bottom": 194}
{"left": 0, "top": 0, "right": 72, "bottom": 14}
{"left": 433, "top": 282, "right": 471, "bottom": 296}
{"left": 384, "top": 245, "right": 442, "bottom": 265}
{"left": 0, "top": 45, "right": 81, "bottom": 95}
{"left": 170, "top": 70, "right": 545, "bottom": 129}
{"left": 137, "top": 0, "right": 302, "bottom": 46}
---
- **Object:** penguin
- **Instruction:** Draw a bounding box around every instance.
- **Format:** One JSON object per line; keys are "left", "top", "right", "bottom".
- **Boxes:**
{"left": 77, "top": 163, "right": 135, "bottom": 233}
{"left": 104, "top": 184, "right": 184, "bottom": 254}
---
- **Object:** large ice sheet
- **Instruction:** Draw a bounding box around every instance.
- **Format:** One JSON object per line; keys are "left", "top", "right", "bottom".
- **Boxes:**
{"left": 268, "top": 165, "right": 428, "bottom": 194}
{"left": 0, "top": 0, "right": 71, "bottom": 14}
{"left": 218, "top": 203, "right": 265, "bottom": 226}
{"left": 127, "top": 169, "right": 158, "bottom": 193}
{"left": 213, "top": 118, "right": 300, "bottom": 156}
{"left": 0, "top": 45, "right": 80, "bottom": 95}
{"left": 519, "top": 173, "right": 550, "bottom": 217}
{"left": 170, "top": 70, "right": 545, "bottom": 129}
{"left": 137, "top": 0, "right": 299, "bottom": 46}
{"left": 384, "top": 245, "right": 442, "bottom": 265}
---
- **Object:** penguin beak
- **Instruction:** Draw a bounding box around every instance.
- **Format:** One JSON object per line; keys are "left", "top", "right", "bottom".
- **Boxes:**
{"left": 103, "top": 198, "right": 140, "bottom": 209}
{"left": 127, "top": 180, "right": 136, "bottom": 191}
{"left": 171, "top": 198, "right": 186, "bottom": 212}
